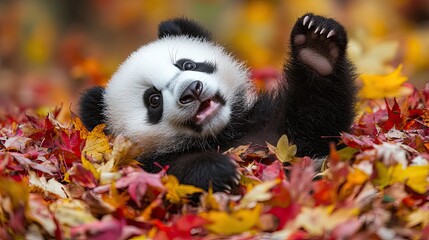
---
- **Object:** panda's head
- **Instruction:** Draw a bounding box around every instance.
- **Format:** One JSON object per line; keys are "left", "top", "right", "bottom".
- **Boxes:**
{"left": 79, "top": 18, "right": 256, "bottom": 155}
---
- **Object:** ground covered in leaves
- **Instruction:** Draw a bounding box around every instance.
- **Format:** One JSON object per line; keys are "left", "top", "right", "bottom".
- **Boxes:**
{"left": 1, "top": 85, "right": 429, "bottom": 239}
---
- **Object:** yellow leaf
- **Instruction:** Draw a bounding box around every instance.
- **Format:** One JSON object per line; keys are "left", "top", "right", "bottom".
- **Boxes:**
{"left": 97, "top": 136, "right": 140, "bottom": 182}
{"left": 82, "top": 124, "right": 112, "bottom": 163}
{"left": 348, "top": 36, "right": 399, "bottom": 74}
{"left": 163, "top": 175, "right": 204, "bottom": 204}
{"left": 129, "top": 235, "right": 148, "bottom": 240}
{"left": 111, "top": 135, "right": 142, "bottom": 169}
{"left": 295, "top": 206, "right": 358, "bottom": 235}
{"left": 81, "top": 154, "right": 101, "bottom": 181}
{"left": 238, "top": 179, "right": 279, "bottom": 209}
{"left": 372, "top": 161, "right": 391, "bottom": 189}
{"left": 373, "top": 162, "right": 429, "bottom": 194}
{"left": 102, "top": 181, "right": 129, "bottom": 209}
{"left": 266, "top": 135, "right": 297, "bottom": 163}
{"left": 240, "top": 174, "right": 262, "bottom": 187}
{"left": 0, "top": 177, "right": 29, "bottom": 209}
{"left": 392, "top": 164, "right": 429, "bottom": 194}
{"left": 406, "top": 209, "right": 429, "bottom": 228}
{"left": 81, "top": 124, "right": 112, "bottom": 180}
{"left": 201, "top": 204, "right": 262, "bottom": 235}
{"left": 50, "top": 199, "right": 97, "bottom": 227}
{"left": 359, "top": 65, "right": 412, "bottom": 99}
{"left": 141, "top": 198, "right": 162, "bottom": 221}
{"left": 201, "top": 186, "right": 221, "bottom": 211}
{"left": 63, "top": 171, "right": 70, "bottom": 183}
{"left": 72, "top": 115, "right": 90, "bottom": 139}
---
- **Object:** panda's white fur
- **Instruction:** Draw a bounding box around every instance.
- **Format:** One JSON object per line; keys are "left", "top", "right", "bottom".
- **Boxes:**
{"left": 103, "top": 36, "right": 257, "bottom": 156}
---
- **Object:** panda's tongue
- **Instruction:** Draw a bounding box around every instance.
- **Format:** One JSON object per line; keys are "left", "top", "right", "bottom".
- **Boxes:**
{"left": 194, "top": 99, "right": 220, "bottom": 125}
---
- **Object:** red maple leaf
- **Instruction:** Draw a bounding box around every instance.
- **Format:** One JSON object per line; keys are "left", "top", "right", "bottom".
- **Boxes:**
{"left": 380, "top": 98, "right": 404, "bottom": 131}
{"left": 153, "top": 215, "right": 209, "bottom": 239}
{"left": 68, "top": 163, "right": 98, "bottom": 188}
{"left": 115, "top": 169, "right": 165, "bottom": 207}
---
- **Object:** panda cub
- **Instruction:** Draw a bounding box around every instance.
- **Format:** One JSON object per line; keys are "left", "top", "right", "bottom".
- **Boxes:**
{"left": 79, "top": 13, "right": 357, "bottom": 193}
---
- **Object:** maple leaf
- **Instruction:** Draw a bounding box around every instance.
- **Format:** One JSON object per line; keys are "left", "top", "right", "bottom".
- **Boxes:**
{"left": 261, "top": 160, "right": 285, "bottom": 181}
{"left": 379, "top": 98, "right": 405, "bottom": 131}
{"left": 28, "top": 171, "right": 69, "bottom": 199}
{"left": 288, "top": 160, "right": 314, "bottom": 203}
{"left": 238, "top": 179, "right": 279, "bottom": 209}
{"left": 0, "top": 177, "right": 29, "bottom": 211}
{"left": 313, "top": 180, "right": 336, "bottom": 206}
{"left": 373, "top": 162, "right": 429, "bottom": 194}
{"left": 153, "top": 215, "right": 209, "bottom": 239}
{"left": 200, "top": 204, "right": 262, "bottom": 235}
{"left": 200, "top": 186, "right": 221, "bottom": 211}
{"left": 225, "top": 144, "right": 250, "bottom": 157}
{"left": 80, "top": 154, "right": 101, "bottom": 181}
{"left": 266, "top": 135, "right": 297, "bottom": 163}
{"left": 339, "top": 168, "right": 369, "bottom": 199}
{"left": 28, "top": 194, "right": 56, "bottom": 236}
{"left": 10, "top": 152, "right": 57, "bottom": 176}
{"left": 141, "top": 198, "right": 163, "bottom": 221}
{"left": 406, "top": 209, "right": 429, "bottom": 228}
{"left": 341, "top": 132, "right": 375, "bottom": 150}
{"left": 82, "top": 124, "right": 112, "bottom": 163}
{"left": 3, "top": 136, "right": 32, "bottom": 151}
{"left": 374, "top": 142, "right": 408, "bottom": 167}
{"left": 56, "top": 129, "right": 84, "bottom": 158}
{"left": 66, "top": 163, "right": 98, "bottom": 188}
{"left": 163, "top": 175, "right": 204, "bottom": 204}
{"left": 295, "top": 206, "right": 359, "bottom": 236}
{"left": 392, "top": 164, "right": 429, "bottom": 194}
{"left": 330, "top": 220, "right": 362, "bottom": 239}
{"left": 115, "top": 169, "right": 165, "bottom": 207}
{"left": 348, "top": 34, "right": 398, "bottom": 75}
{"left": 267, "top": 203, "right": 301, "bottom": 230}
{"left": 359, "top": 65, "right": 412, "bottom": 99}
{"left": 71, "top": 113, "right": 90, "bottom": 139}
{"left": 96, "top": 182, "right": 128, "bottom": 212}
{"left": 110, "top": 135, "right": 142, "bottom": 169}
{"left": 70, "top": 213, "right": 138, "bottom": 240}
{"left": 50, "top": 199, "right": 97, "bottom": 227}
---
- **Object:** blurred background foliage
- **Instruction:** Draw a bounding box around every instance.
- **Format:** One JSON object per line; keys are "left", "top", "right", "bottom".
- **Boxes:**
{"left": 1, "top": 0, "right": 429, "bottom": 117}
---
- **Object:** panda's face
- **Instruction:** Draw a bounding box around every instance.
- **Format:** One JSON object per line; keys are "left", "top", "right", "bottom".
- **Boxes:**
{"left": 103, "top": 36, "right": 255, "bottom": 154}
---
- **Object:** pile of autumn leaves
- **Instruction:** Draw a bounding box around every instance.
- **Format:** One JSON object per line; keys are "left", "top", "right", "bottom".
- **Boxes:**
{"left": 1, "top": 86, "right": 429, "bottom": 239}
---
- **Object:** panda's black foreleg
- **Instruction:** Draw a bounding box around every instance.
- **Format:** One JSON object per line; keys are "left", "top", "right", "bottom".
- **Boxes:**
{"left": 282, "top": 13, "right": 357, "bottom": 157}
{"left": 166, "top": 152, "right": 241, "bottom": 193}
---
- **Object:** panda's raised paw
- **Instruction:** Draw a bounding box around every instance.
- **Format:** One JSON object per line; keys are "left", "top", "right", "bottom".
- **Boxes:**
{"left": 291, "top": 13, "right": 348, "bottom": 76}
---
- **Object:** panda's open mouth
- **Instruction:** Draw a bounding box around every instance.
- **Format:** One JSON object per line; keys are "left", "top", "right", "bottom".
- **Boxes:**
{"left": 193, "top": 95, "right": 224, "bottom": 125}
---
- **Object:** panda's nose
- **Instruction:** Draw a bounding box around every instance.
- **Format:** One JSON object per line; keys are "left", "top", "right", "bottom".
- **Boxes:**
{"left": 179, "top": 81, "right": 203, "bottom": 104}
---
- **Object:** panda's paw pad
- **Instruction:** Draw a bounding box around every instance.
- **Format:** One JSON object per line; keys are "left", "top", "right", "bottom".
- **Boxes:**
{"left": 293, "top": 13, "right": 346, "bottom": 76}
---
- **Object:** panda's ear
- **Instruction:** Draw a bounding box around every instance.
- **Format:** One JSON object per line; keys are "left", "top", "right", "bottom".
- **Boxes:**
{"left": 158, "top": 18, "right": 212, "bottom": 41}
{"left": 79, "top": 86, "right": 106, "bottom": 131}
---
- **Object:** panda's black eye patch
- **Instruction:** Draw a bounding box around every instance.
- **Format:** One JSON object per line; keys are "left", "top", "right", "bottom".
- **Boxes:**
{"left": 143, "top": 87, "right": 163, "bottom": 124}
{"left": 175, "top": 59, "right": 216, "bottom": 74}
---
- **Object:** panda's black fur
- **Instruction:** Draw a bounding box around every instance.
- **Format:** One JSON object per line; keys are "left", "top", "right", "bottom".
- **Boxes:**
{"left": 79, "top": 13, "right": 357, "bottom": 193}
